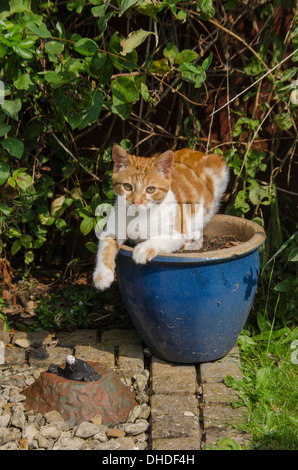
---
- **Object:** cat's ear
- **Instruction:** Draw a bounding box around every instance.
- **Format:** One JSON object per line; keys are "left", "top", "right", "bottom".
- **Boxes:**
{"left": 112, "top": 145, "right": 132, "bottom": 172}
{"left": 154, "top": 150, "right": 174, "bottom": 177}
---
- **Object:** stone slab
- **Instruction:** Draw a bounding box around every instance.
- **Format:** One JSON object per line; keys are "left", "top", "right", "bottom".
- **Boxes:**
{"left": 204, "top": 426, "right": 250, "bottom": 448}
{"left": 0, "top": 331, "right": 11, "bottom": 345}
{"left": 203, "top": 403, "right": 246, "bottom": 429}
{"left": 101, "top": 329, "right": 142, "bottom": 345}
{"left": 152, "top": 437, "right": 201, "bottom": 451}
{"left": 200, "top": 355, "right": 243, "bottom": 384}
{"left": 56, "top": 330, "right": 98, "bottom": 347}
{"left": 203, "top": 382, "right": 240, "bottom": 406}
{"left": 1, "top": 345, "right": 25, "bottom": 365}
{"left": 28, "top": 347, "right": 72, "bottom": 369}
{"left": 74, "top": 344, "right": 115, "bottom": 369}
{"left": 118, "top": 343, "right": 144, "bottom": 377}
{"left": 12, "top": 331, "right": 54, "bottom": 347}
{"left": 150, "top": 394, "right": 201, "bottom": 440}
{"left": 150, "top": 356, "right": 197, "bottom": 395}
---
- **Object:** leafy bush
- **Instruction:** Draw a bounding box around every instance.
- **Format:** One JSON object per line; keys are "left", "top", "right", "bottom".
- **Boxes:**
{"left": 0, "top": 0, "right": 218, "bottom": 267}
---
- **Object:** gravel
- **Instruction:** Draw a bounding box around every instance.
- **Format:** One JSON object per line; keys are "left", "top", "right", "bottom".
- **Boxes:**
{"left": 0, "top": 364, "right": 151, "bottom": 450}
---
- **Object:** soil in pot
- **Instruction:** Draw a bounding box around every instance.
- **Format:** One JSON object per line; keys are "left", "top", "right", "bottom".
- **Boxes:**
{"left": 184, "top": 234, "right": 243, "bottom": 253}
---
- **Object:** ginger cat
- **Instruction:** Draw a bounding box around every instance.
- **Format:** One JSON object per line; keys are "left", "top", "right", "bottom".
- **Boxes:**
{"left": 93, "top": 145, "right": 229, "bottom": 291}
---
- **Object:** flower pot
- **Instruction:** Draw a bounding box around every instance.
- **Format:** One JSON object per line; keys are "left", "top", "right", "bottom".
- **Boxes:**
{"left": 116, "top": 215, "right": 265, "bottom": 363}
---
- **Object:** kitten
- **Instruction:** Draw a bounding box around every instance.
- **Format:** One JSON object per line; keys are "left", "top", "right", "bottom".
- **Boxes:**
{"left": 93, "top": 144, "right": 229, "bottom": 291}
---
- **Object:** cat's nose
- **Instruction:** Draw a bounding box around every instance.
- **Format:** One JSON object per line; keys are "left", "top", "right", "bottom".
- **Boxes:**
{"left": 133, "top": 201, "right": 142, "bottom": 206}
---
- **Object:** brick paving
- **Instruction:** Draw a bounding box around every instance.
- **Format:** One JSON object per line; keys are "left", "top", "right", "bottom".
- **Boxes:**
{"left": 0, "top": 328, "right": 250, "bottom": 450}
{"left": 150, "top": 345, "right": 249, "bottom": 450}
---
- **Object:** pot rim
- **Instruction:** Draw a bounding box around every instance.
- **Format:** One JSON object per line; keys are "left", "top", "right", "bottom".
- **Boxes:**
{"left": 118, "top": 214, "right": 266, "bottom": 265}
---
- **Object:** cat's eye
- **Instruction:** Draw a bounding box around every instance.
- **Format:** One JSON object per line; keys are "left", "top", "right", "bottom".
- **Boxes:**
{"left": 146, "top": 186, "right": 156, "bottom": 194}
{"left": 123, "top": 183, "right": 133, "bottom": 191}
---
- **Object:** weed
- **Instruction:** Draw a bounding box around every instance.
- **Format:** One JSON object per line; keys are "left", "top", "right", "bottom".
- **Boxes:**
{"left": 31, "top": 285, "right": 98, "bottom": 331}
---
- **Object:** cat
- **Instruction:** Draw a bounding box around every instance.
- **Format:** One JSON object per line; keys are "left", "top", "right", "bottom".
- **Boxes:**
{"left": 93, "top": 144, "right": 229, "bottom": 291}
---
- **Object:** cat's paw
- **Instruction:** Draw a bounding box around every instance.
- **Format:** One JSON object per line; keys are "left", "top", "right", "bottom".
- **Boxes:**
{"left": 133, "top": 243, "right": 158, "bottom": 264}
{"left": 93, "top": 267, "right": 114, "bottom": 290}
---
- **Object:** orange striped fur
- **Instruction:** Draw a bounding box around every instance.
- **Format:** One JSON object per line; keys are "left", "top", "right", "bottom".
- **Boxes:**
{"left": 93, "top": 145, "right": 228, "bottom": 290}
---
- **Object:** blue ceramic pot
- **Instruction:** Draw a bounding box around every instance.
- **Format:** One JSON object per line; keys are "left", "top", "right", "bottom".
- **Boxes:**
{"left": 116, "top": 215, "right": 265, "bottom": 363}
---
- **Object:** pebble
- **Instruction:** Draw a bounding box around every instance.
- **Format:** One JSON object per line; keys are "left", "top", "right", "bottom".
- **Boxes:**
{"left": 0, "top": 364, "right": 151, "bottom": 450}
{"left": 106, "top": 428, "right": 125, "bottom": 438}
{"left": 75, "top": 422, "right": 102, "bottom": 439}
{"left": 13, "top": 339, "right": 31, "bottom": 349}
{"left": 124, "top": 419, "right": 149, "bottom": 435}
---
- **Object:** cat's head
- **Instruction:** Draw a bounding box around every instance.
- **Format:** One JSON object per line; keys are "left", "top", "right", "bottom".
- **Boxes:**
{"left": 111, "top": 145, "right": 174, "bottom": 207}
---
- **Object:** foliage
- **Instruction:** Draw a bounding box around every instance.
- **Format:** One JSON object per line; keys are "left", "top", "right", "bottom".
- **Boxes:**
{"left": 31, "top": 285, "right": 97, "bottom": 330}
{"left": 0, "top": 0, "right": 217, "bottom": 267}
{"left": 223, "top": 321, "right": 298, "bottom": 450}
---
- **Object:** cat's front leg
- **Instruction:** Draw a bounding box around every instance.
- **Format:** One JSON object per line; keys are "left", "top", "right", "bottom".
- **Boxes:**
{"left": 132, "top": 237, "right": 185, "bottom": 264}
{"left": 93, "top": 236, "right": 119, "bottom": 290}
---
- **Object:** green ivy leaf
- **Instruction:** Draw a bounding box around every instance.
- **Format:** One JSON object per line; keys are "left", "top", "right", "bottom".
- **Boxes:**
{"left": 0, "top": 203, "right": 10, "bottom": 215}
{"left": 288, "top": 248, "right": 298, "bottom": 262}
{"left": 163, "top": 42, "right": 179, "bottom": 64}
{"left": 119, "top": 0, "right": 138, "bottom": 17}
{"left": 2, "top": 137, "right": 24, "bottom": 159}
{"left": 14, "top": 73, "right": 35, "bottom": 91}
{"left": 67, "top": 89, "right": 103, "bottom": 130}
{"left": 80, "top": 88, "right": 103, "bottom": 129}
{"left": 14, "top": 171, "right": 32, "bottom": 190}
{"left": 96, "top": 11, "right": 114, "bottom": 37}
{"left": 274, "top": 113, "right": 293, "bottom": 130}
{"left": 249, "top": 180, "right": 272, "bottom": 206}
{"left": 20, "top": 234, "right": 33, "bottom": 249}
{"left": 111, "top": 76, "right": 139, "bottom": 119}
{"left": 9, "top": 0, "right": 31, "bottom": 13}
{"left": 111, "top": 76, "right": 139, "bottom": 103}
{"left": 13, "top": 46, "right": 34, "bottom": 59}
{"left": 0, "top": 43, "right": 6, "bottom": 58}
{"left": 108, "top": 32, "right": 138, "bottom": 71}
{"left": 0, "top": 160, "right": 10, "bottom": 185}
{"left": 234, "top": 189, "right": 250, "bottom": 213}
{"left": 44, "top": 70, "right": 76, "bottom": 88}
{"left": 22, "top": 209, "right": 35, "bottom": 223}
{"left": 202, "top": 52, "right": 213, "bottom": 70}
{"left": 139, "top": 81, "right": 151, "bottom": 102}
{"left": 24, "top": 250, "right": 34, "bottom": 264}
{"left": 175, "top": 49, "right": 198, "bottom": 65}
{"left": 74, "top": 38, "right": 98, "bottom": 56}
{"left": 85, "top": 241, "right": 98, "bottom": 253}
{"left": 232, "top": 117, "right": 259, "bottom": 137}
{"left": 45, "top": 40, "right": 64, "bottom": 62}
{"left": 177, "top": 10, "right": 187, "bottom": 22}
{"left": 196, "top": 0, "right": 215, "bottom": 20}
{"left": 67, "top": 0, "right": 86, "bottom": 13}
{"left": 91, "top": 1, "right": 110, "bottom": 17}
{"left": 80, "top": 217, "right": 94, "bottom": 235}
{"left": 11, "top": 239, "right": 22, "bottom": 256}
{"left": 178, "top": 62, "right": 206, "bottom": 88}
{"left": 1, "top": 99, "right": 22, "bottom": 121}
{"left": 34, "top": 238, "right": 46, "bottom": 249}
{"left": 120, "top": 29, "right": 153, "bottom": 56}
{"left": 90, "top": 52, "right": 107, "bottom": 74}
{"left": 274, "top": 278, "right": 293, "bottom": 293}
{"left": 0, "top": 123, "right": 11, "bottom": 138}
{"left": 26, "top": 21, "right": 51, "bottom": 38}
{"left": 148, "top": 59, "right": 170, "bottom": 74}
